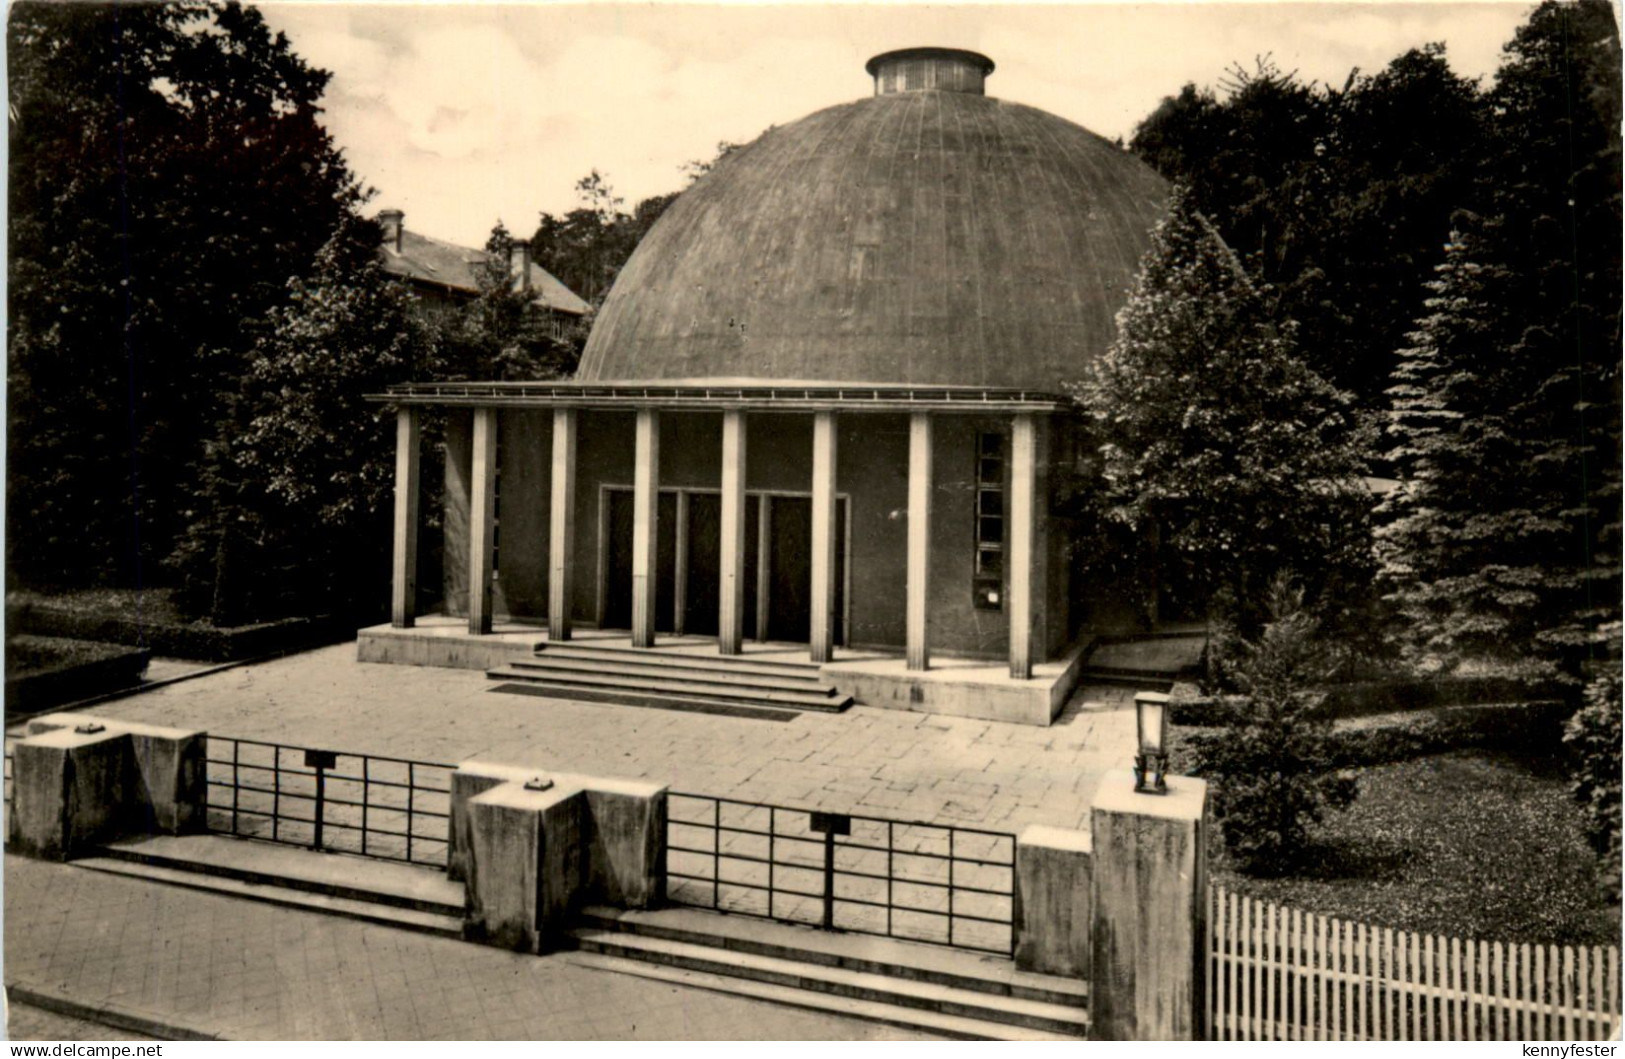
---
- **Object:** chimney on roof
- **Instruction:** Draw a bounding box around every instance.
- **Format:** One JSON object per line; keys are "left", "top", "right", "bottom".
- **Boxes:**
{"left": 866, "top": 47, "right": 994, "bottom": 97}
{"left": 378, "top": 209, "right": 404, "bottom": 253}
{"left": 514, "top": 242, "right": 533, "bottom": 294}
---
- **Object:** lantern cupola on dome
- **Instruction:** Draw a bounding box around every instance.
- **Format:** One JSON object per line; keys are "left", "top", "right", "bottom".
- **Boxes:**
{"left": 865, "top": 46, "right": 995, "bottom": 96}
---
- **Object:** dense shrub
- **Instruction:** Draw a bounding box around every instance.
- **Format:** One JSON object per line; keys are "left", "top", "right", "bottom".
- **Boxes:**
{"left": 1189, "top": 579, "right": 1358, "bottom": 874}
{"left": 1564, "top": 671, "right": 1622, "bottom": 889}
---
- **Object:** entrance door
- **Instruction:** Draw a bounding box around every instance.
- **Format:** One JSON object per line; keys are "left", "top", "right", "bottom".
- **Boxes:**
{"left": 604, "top": 488, "right": 845, "bottom": 644}
{"left": 685, "top": 493, "right": 722, "bottom": 636}
{"left": 760, "top": 496, "right": 847, "bottom": 645}
{"left": 767, "top": 497, "right": 813, "bottom": 643}
{"left": 602, "top": 490, "right": 677, "bottom": 633}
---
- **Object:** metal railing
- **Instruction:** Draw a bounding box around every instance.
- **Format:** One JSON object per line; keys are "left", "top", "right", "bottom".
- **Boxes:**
{"left": 204, "top": 736, "right": 455, "bottom": 868}
{"left": 665, "top": 791, "right": 1017, "bottom": 956}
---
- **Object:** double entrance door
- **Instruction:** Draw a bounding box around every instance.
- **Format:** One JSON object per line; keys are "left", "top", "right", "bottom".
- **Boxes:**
{"left": 602, "top": 488, "right": 848, "bottom": 644}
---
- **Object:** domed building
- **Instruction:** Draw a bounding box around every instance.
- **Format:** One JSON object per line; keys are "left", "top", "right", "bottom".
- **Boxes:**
{"left": 368, "top": 48, "right": 1169, "bottom": 724}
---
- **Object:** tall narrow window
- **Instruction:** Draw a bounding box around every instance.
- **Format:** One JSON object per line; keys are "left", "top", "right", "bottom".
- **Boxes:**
{"left": 974, "top": 431, "right": 1005, "bottom": 610}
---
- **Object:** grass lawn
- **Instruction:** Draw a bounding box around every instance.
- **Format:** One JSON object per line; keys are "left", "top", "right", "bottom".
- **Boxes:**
{"left": 1210, "top": 750, "right": 1621, "bottom": 948}
{"left": 6, "top": 634, "right": 143, "bottom": 677}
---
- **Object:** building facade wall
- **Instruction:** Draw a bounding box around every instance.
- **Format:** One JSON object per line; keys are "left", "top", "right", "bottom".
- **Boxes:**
{"left": 439, "top": 408, "right": 1072, "bottom": 661}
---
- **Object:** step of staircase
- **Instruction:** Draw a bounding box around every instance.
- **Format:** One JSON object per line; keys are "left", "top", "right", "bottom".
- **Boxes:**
{"left": 510, "top": 655, "right": 834, "bottom": 695}
{"left": 538, "top": 642, "right": 825, "bottom": 680}
{"left": 569, "top": 905, "right": 1088, "bottom": 1040}
{"left": 1079, "top": 666, "right": 1176, "bottom": 691}
{"left": 569, "top": 951, "right": 1074, "bottom": 1041}
{"left": 77, "top": 832, "right": 465, "bottom": 936}
{"left": 489, "top": 645, "right": 855, "bottom": 714}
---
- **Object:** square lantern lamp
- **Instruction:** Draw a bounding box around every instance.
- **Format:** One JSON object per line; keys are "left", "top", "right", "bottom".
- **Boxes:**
{"left": 1134, "top": 691, "right": 1171, "bottom": 794}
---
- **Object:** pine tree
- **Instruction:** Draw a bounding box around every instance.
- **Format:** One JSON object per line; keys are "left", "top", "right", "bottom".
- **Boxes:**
{"left": 1075, "top": 185, "right": 1371, "bottom": 634}
{"left": 1377, "top": 0, "right": 1622, "bottom": 681}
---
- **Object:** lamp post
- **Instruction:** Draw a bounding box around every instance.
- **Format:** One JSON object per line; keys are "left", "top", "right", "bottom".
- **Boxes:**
{"left": 1133, "top": 690, "right": 1170, "bottom": 794}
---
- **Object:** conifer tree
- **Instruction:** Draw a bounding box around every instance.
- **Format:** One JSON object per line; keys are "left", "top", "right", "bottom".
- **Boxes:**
{"left": 1377, "top": 0, "right": 1621, "bottom": 680}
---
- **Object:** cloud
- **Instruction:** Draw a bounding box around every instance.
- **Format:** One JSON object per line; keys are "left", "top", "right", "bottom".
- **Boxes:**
{"left": 258, "top": 2, "right": 1538, "bottom": 248}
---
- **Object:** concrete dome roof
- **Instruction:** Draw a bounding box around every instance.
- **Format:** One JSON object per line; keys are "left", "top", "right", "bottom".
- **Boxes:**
{"left": 578, "top": 51, "right": 1169, "bottom": 389}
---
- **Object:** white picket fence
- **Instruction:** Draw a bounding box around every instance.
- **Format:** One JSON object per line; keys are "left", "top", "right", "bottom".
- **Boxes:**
{"left": 1209, "top": 884, "right": 1621, "bottom": 1041}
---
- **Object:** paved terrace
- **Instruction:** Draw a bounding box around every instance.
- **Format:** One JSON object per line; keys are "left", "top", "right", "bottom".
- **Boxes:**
{"left": 65, "top": 642, "right": 1138, "bottom": 834}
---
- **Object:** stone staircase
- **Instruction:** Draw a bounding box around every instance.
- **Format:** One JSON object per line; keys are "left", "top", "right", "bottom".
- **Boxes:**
{"left": 487, "top": 642, "right": 854, "bottom": 715}
{"left": 72, "top": 833, "right": 465, "bottom": 937}
{"left": 568, "top": 905, "right": 1089, "bottom": 1041}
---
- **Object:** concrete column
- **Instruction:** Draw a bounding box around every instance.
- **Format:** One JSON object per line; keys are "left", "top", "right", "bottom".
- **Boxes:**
{"left": 673, "top": 491, "right": 689, "bottom": 636}
{"left": 1014, "top": 824, "right": 1092, "bottom": 978}
{"left": 1009, "top": 413, "right": 1037, "bottom": 679}
{"left": 718, "top": 410, "right": 748, "bottom": 655}
{"left": 468, "top": 407, "right": 498, "bottom": 635}
{"left": 548, "top": 408, "right": 577, "bottom": 642}
{"left": 906, "top": 412, "right": 933, "bottom": 671}
{"left": 631, "top": 408, "right": 660, "bottom": 648}
{"left": 1090, "top": 771, "right": 1210, "bottom": 1041}
{"left": 755, "top": 495, "right": 770, "bottom": 642}
{"left": 391, "top": 408, "right": 420, "bottom": 628}
{"left": 810, "top": 411, "right": 838, "bottom": 664}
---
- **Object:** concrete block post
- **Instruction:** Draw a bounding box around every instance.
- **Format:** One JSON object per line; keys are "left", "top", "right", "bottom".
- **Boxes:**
{"left": 450, "top": 762, "right": 669, "bottom": 949}
{"left": 9, "top": 726, "right": 134, "bottom": 860}
{"left": 1089, "top": 770, "right": 1209, "bottom": 1041}
{"left": 12, "top": 715, "right": 209, "bottom": 859}
{"left": 464, "top": 782, "right": 583, "bottom": 953}
{"left": 1013, "top": 824, "right": 1092, "bottom": 979}
{"left": 581, "top": 780, "right": 667, "bottom": 909}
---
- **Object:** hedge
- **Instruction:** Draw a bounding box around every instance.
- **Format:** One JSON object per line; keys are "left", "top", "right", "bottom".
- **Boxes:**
{"left": 5, "top": 635, "right": 150, "bottom": 714}
{"left": 1325, "top": 700, "right": 1570, "bottom": 769}
{"left": 7, "top": 601, "right": 344, "bottom": 662}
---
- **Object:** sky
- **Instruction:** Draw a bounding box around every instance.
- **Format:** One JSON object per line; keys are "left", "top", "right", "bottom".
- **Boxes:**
{"left": 257, "top": 1, "right": 1542, "bottom": 248}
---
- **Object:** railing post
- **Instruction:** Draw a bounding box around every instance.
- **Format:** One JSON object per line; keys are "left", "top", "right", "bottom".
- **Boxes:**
{"left": 821, "top": 827, "right": 836, "bottom": 931}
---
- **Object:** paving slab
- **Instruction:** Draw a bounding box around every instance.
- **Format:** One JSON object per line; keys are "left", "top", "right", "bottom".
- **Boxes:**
{"left": 48, "top": 643, "right": 1139, "bottom": 834}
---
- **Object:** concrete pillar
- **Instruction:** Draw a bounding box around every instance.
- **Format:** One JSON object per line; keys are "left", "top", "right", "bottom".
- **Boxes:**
{"left": 673, "top": 491, "right": 689, "bottom": 636}
{"left": 810, "top": 410, "right": 838, "bottom": 664}
{"left": 391, "top": 408, "right": 420, "bottom": 628}
{"left": 468, "top": 407, "right": 497, "bottom": 635}
{"left": 11, "top": 716, "right": 207, "bottom": 859}
{"left": 464, "top": 781, "right": 583, "bottom": 953}
{"left": 718, "top": 410, "right": 747, "bottom": 655}
{"left": 450, "top": 762, "right": 669, "bottom": 948}
{"left": 906, "top": 412, "right": 933, "bottom": 671}
{"left": 1014, "top": 824, "right": 1092, "bottom": 978}
{"left": 548, "top": 408, "right": 577, "bottom": 642}
{"left": 1090, "top": 771, "right": 1210, "bottom": 1041}
{"left": 631, "top": 408, "right": 660, "bottom": 648}
{"left": 1009, "top": 413, "right": 1037, "bottom": 679}
{"left": 755, "top": 495, "right": 771, "bottom": 642}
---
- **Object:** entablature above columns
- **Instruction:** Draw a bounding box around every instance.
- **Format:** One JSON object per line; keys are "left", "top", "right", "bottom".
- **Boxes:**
{"left": 366, "top": 380, "right": 1072, "bottom": 416}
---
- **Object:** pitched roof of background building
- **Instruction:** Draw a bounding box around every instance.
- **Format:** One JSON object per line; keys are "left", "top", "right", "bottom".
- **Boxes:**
{"left": 380, "top": 228, "right": 591, "bottom": 316}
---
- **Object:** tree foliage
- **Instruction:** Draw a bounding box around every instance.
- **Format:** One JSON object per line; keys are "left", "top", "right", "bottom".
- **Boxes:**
{"left": 1375, "top": 0, "right": 1622, "bottom": 681}
{"left": 7, "top": 1, "right": 366, "bottom": 588}
{"left": 1191, "top": 578, "right": 1359, "bottom": 875}
{"left": 172, "top": 214, "right": 429, "bottom": 622}
{"left": 1564, "top": 668, "right": 1623, "bottom": 890}
{"left": 1073, "top": 185, "right": 1372, "bottom": 634}
{"left": 1131, "top": 48, "right": 1488, "bottom": 409}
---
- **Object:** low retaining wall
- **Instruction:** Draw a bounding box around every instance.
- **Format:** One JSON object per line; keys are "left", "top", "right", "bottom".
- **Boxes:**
{"left": 822, "top": 637, "right": 1092, "bottom": 726}
{"left": 356, "top": 625, "right": 541, "bottom": 670}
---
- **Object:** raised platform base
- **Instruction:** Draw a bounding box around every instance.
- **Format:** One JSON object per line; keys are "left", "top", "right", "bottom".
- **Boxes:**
{"left": 821, "top": 638, "right": 1092, "bottom": 727}
{"left": 358, "top": 619, "right": 1091, "bottom": 727}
